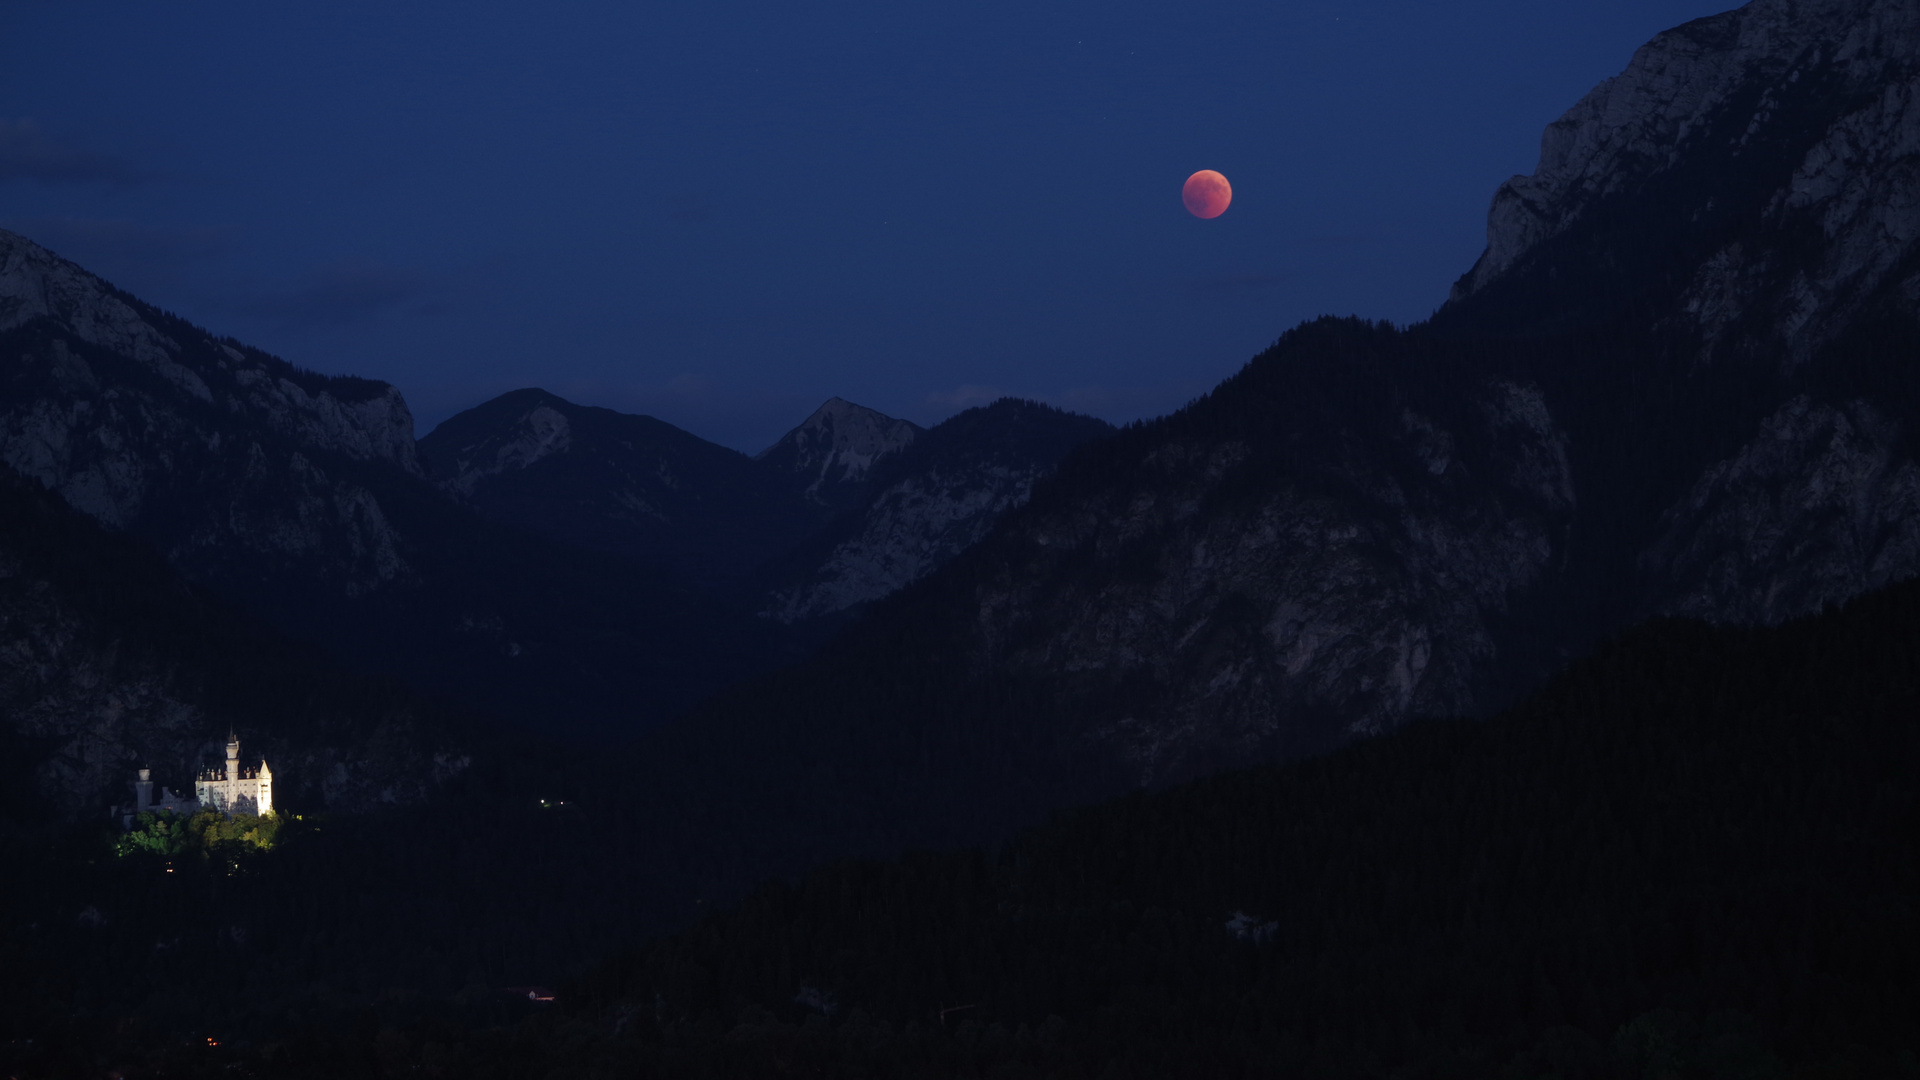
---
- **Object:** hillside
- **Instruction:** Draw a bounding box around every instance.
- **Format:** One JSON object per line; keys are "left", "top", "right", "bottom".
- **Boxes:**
{"left": 15, "top": 564, "right": 1914, "bottom": 1077}
{"left": 604, "top": 0, "right": 1920, "bottom": 853}
{"left": 566, "top": 575, "right": 1920, "bottom": 1078}
{"left": 0, "top": 463, "right": 470, "bottom": 824}
{"left": 418, "top": 388, "right": 816, "bottom": 592}
{"left": 1, "top": 230, "right": 791, "bottom": 737}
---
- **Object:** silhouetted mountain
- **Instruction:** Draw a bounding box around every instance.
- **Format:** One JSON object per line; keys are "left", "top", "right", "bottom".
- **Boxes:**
{"left": 0, "top": 229, "right": 787, "bottom": 737}
{"left": 423, "top": 390, "right": 1114, "bottom": 623}
{"left": 419, "top": 388, "right": 813, "bottom": 592}
{"left": 756, "top": 398, "right": 1115, "bottom": 623}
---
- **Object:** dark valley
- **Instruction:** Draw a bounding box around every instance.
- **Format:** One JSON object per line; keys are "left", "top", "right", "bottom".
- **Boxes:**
{"left": 3, "top": 0, "right": 1918, "bottom": 1075}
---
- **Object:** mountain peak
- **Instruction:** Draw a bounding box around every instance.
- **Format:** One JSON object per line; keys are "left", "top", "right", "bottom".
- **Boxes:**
{"left": 1445, "top": 0, "right": 1920, "bottom": 359}
{"left": 2, "top": 228, "right": 423, "bottom": 509}
{"left": 3, "top": 227, "right": 192, "bottom": 385}
{"left": 420, "top": 388, "right": 579, "bottom": 494}
{"left": 756, "top": 397, "right": 921, "bottom": 506}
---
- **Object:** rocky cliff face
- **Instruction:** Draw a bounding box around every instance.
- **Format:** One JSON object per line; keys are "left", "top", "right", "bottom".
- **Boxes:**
{"left": 1446, "top": 0, "right": 1920, "bottom": 635}
{"left": 937, "top": 328, "right": 1576, "bottom": 781}
{"left": 1, "top": 230, "right": 420, "bottom": 602}
{"left": 759, "top": 399, "right": 1112, "bottom": 623}
{"left": 1452, "top": 0, "right": 1920, "bottom": 365}
{"left": 754, "top": 397, "right": 921, "bottom": 513}
{"left": 1644, "top": 395, "right": 1920, "bottom": 624}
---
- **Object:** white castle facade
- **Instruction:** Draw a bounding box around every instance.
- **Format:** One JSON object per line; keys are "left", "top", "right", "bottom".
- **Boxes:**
{"left": 126, "top": 734, "right": 273, "bottom": 824}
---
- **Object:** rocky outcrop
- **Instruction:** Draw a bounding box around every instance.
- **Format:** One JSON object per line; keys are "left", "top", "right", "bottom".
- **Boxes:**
{"left": 755, "top": 397, "right": 921, "bottom": 511}
{"left": 761, "top": 465, "right": 1038, "bottom": 622}
{"left": 1442, "top": 0, "right": 1920, "bottom": 631}
{"left": 1, "top": 231, "right": 421, "bottom": 472}
{"left": 425, "top": 394, "right": 575, "bottom": 498}
{"left": 926, "top": 326, "right": 1577, "bottom": 783}
{"left": 760, "top": 399, "right": 1112, "bottom": 623}
{"left": 1, "top": 229, "right": 421, "bottom": 600}
{"left": 1453, "top": 0, "right": 1920, "bottom": 349}
{"left": 1646, "top": 396, "right": 1920, "bottom": 624}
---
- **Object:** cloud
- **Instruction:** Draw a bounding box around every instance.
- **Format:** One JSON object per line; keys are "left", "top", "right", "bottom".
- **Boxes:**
{"left": 0, "top": 119, "right": 149, "bottom": 185}
{"left": 230, "top": 259, "right": 442, "bottom": 328}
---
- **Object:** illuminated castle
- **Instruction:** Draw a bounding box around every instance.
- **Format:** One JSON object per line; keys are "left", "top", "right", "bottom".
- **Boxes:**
{"left": 128, "top": 734, "right": 273, "bottom": 822}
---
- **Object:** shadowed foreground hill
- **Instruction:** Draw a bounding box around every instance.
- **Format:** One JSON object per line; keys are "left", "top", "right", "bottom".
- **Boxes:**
{"left": 17, "top": 572, "right": 1914, "bottom": 1077}
{"left": 562, "top": 576, "right": 1918, "bottom": 1078}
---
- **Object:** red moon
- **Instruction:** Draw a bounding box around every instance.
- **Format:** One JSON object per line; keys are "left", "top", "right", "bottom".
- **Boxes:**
{"left": 1182, "top": 169, "right": 1232, "bottom": 219}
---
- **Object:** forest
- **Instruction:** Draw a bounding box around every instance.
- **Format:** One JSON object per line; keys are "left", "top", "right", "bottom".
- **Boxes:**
{"left": 4, "top": 564, "right": 1915, "bottom": 1077}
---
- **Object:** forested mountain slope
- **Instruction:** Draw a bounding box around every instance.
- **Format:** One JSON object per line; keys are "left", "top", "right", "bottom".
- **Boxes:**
{"left": 418, "top": 388, "right": 816, "bottom": 592}
{"left": 755, "top": 398, "right": 1114, "bottom": 623}
{"left": 13, "top": 558, "right": 1912, "bottom": 1078}
{"left": 1435, "top": 0, "right": 1920, "bottom": 632}
{"left": 625, "top": 0, "right": 1920, "bottom": 834}
{"left": 560, "top": 573, "right": 1920, "bottom": 1078}
{"left": 0, "top": 464, "right": 469, "bottom": 823}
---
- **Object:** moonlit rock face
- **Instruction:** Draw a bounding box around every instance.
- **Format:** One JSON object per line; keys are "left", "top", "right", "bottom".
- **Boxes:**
{"left": 1451, "top": 0, "right": 1920, "bottom": 329}
{"left": 756, "top": 397, "right": 921, "bottom": 505}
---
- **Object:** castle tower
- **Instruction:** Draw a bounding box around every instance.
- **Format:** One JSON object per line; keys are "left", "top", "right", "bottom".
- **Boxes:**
{"left": 226, "top": 733, "right": 240, "bottom": 781}
{"left": 255, "top": 758, "right": 274, "bottom": 816}
{"left": 135, "top": 767, "right": 153, "bottom": 813}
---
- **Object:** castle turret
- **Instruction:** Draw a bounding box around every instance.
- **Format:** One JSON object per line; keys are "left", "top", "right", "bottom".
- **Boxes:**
{"left": 135, "top": 767, "right": 153, "bottom": 813}
{"left": 226, "top": 733, "right": 240, "bottom": 779}
{"left": 255, "top": 757, "right": 273, "bottom": 816}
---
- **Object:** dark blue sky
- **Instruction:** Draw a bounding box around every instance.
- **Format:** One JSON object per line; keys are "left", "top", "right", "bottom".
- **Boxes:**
{"left": 3, "top": 0, "right": 1728, "bottom": 451}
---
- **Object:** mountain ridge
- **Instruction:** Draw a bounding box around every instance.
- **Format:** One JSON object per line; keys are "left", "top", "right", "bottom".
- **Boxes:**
{"left": 2, "top": 228, "right": 792, "bottom": 739}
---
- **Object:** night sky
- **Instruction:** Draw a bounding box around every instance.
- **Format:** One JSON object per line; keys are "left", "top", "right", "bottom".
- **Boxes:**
{"left": 3, "top": 0, "right": 1729, "bottom": 452}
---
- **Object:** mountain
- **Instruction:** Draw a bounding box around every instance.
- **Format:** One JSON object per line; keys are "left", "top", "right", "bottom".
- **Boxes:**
{"left": 597, "top": 0, "right": 1920, "bottom": 866}
{"left": 753, "top": 396, "right": 922, "bottom": 515}
{"left": 756, "top": 398, "right": 1115, "bottom": 623}
{"left": 423, "top": 390, "right": 1113, "bottom": 622}
{"left": 24, "top": 569, "right": 1916, "bottom": 1074}
{"left": 418, "top": 388, "right": 813, "bottom": 591}
{"left": 887, "top": 0, "right": 1920, "bottom": 777}
{"left": 563, "top": 576, "right": 1920, "bottom": 1079}
{"left": 0, "top": 463, "right": 468, "bottom": 825}
{"left": 0, "top": 229, "right": 786, "bottom": 737}
{"left": 1435, "top": 0, "right": 1920, "bottom": 630}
